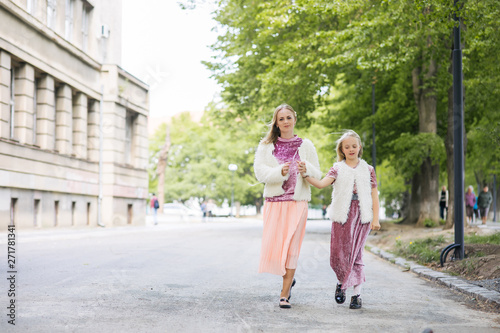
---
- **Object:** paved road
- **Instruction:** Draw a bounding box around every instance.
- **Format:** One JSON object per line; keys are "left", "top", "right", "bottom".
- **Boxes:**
{"left": 1, "top": 219, "right": 499, "bottom": 333}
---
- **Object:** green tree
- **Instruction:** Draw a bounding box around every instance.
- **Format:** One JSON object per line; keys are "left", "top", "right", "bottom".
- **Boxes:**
{"left": 179, "top": 0, "right": 500, "bottom": 222}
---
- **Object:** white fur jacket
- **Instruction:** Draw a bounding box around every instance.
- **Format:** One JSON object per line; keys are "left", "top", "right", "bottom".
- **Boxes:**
{"left": 254, "top": 138, "right": 321, "bottom": 201}
{"left": 329, "top": 159, "right": 373, "bottom": 224}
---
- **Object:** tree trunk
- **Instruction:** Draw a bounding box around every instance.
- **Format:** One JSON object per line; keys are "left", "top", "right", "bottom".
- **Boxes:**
{"left": 403, "top": 175, "right": 421, "bottom": 224}
{"left": 411, "top": 57, "right": 440, "bottom": 227}
{"left": 156, "top": 126, "right": 171, "bottom": 213}
{"left": 255, "top": 198, "right": 262, "bottom": 215}
{"left": 416, "top": 157, "right": 440, "bottom": 227}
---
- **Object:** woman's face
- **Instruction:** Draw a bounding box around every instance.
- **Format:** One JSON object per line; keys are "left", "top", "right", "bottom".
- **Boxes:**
{"left": 276, "top": 108, "right": 296, "bottom": 137}
{"left": 341, "top": 136, "right": 361, "bottom": 161}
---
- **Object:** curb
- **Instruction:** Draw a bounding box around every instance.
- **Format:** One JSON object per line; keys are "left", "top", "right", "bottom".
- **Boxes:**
{"left": 368, "top": 246, "right": 500, "bottom": 308}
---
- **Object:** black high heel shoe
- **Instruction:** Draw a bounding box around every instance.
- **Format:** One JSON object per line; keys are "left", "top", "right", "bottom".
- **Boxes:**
{"left": 335, "top": 283, "right": 346, "bottom": 304}
{"left": 288, "top": 278, "right": 296, "bottom": 300}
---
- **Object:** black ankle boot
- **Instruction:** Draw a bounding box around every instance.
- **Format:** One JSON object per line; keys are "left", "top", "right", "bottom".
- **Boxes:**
{"left": 349, "top": 295, "right": 362, "bottom": 309}
{"left": 335, "top": 284, "right": 346, "bottom": 304}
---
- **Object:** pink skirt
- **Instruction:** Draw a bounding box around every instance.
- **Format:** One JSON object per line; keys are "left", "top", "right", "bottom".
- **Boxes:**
{"left": 330, "top": 200, "right": 371, "bottom": 289}
{"left": 259, "top": 201, "right": 308, "bottom": 276}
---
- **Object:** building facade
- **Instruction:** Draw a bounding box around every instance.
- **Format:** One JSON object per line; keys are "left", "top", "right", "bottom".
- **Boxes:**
{"left": 0, "top": 0, "right": 149, "bottom": 228}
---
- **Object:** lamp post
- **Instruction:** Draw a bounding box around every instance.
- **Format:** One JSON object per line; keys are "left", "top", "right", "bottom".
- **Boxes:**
{"left": 440, "top": 0, "right": 465, "bottom": 265}
{"left": 228, "top": 164, "right": 238, "bottom": 217}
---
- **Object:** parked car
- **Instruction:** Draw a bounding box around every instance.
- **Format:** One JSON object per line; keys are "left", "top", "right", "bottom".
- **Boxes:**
{"left": 163, "top": 203, "right": 203, "bottom": 221}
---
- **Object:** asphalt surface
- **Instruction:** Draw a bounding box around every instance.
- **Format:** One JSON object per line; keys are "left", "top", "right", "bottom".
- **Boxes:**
{"left": 1, "top": 218, "right": 499, "bottom": 332}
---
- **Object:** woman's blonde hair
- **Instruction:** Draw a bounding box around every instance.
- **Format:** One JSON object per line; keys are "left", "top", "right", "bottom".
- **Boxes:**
{"left": 336, "top": 130, "right": 363, "bottom": 162}
{"left": 261, "top": 104, "right": 297, "bottom": 144}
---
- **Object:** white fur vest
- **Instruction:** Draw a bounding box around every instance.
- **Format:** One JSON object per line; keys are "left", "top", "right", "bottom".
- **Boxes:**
{"left": 328, "top": 159, "right": 373, "bottom": 224}
{"left": 254, "top": 138, "right": 322, "bottom": 201}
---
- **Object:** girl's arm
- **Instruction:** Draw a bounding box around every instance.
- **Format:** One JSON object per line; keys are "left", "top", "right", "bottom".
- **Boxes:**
{"left": 371, "top": 187, "right": 381, "bottom": 230}
{"left": 304, "top": 176, "right": 335, "bottom": 189}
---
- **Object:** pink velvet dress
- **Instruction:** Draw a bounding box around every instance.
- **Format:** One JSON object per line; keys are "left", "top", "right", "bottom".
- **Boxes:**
{"left": 259, "top": 136, "right": 309, "bottom": 276}
{"left": 326, "top": 162, "right": 377, "bottom": 289}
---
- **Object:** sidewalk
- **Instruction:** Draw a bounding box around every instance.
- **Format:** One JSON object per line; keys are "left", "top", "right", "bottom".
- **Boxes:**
{"left": 367, "top": 246, "right": 500, "bottom": 309}
{"left": 306, "top": 219, "right": 500, "bottom": 310}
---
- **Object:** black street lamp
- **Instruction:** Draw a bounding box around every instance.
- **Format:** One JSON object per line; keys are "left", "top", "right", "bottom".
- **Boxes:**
{"left": 441, "top": 0, "right": 465, "bottom": 265}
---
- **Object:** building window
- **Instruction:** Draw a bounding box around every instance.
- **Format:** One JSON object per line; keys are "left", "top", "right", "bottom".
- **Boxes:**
{"left": 127, "top": 204, "right": 133, "bottom": 224}
{"left": 87, "top": 202, "right": 91, "bottom": 225}
{"left": 124, "top": 111, "right": 137, "bottom": 166}
{"left": 82, "top": 4, "right": 90, "bottom": 52}
{"left": 71, "top": 201, "right": 76, "bottom": 226}
{"left": 47, "top": 0, "right": 57, "bottom": 29}
{"left": 27, "top": 0, "right": 37, "bottom": 15}
{"left": 54, "top": 200, "right": 59, "bottom": 226}
{"left": 65, "top": 0, "right": 74, "bottom": 41}
{"left": 34, "top": 199, "right": 41, "bottom": 227}
{"left": 10, "top": 198, "right": 18, "bottom": 226}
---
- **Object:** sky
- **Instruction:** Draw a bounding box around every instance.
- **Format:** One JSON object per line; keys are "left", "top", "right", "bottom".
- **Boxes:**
{"left": 121, "top": 1, "right": 221, "bottom": 120}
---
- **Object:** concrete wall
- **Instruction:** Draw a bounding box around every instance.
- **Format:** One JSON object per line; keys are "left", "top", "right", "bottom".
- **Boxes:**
{"left": 0, "top": 0, "right": 149, "bottom": 229}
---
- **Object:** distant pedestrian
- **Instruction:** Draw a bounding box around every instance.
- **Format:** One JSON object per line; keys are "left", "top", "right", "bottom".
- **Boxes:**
{"left": 301, "top": 130, "right": 380, "bottom": 310}
{"left": 322, "top": 205, "right": 327, "bottom": 219}
{"left": 254, "top": 104, "right": 321, "bottom": 309}
{"left": 439, "top": 185, "right": 448, "bottom": 220}
{"left": 201, "top": 201, "right": 207, "bottom": 221}
{"left": 465, "top": 186, "right": 476, "bottom": 226}
{"left": 150, "top": 194, "right": 159, "bottom": 225}
{"left": 477, "top": 185, "right": 493, "bottom": 225}
{"left": 473, "top": 197, "right": 479, "bottom": 223}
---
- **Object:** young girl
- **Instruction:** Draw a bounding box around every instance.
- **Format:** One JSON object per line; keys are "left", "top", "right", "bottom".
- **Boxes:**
{"left": 298, "top": 130, "right": 380, "bottom": 309}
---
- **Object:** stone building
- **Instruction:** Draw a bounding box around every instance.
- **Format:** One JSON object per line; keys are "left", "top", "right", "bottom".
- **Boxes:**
{"left": 0, "top": 0, "right": 149, "bottom": 228}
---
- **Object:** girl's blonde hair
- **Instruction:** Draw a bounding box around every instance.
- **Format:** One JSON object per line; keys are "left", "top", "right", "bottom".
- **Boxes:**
{"left": 336, "top": 130, "right": 363, "bottom": 162}
{"left": 261, "top": 104, "right": 297, "bottom": 144}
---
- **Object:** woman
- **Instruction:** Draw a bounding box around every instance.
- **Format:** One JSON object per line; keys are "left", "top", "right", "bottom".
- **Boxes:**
{"left": 465, "top": 186, "right": 476, "bottom": 226}
{"left": 253, "top": 104, "right": 321, "bottom": 309}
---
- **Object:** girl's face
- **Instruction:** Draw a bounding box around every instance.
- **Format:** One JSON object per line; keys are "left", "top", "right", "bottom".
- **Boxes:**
{"left": 341, "top": 136, "right": 361, "bottom": 162}
{"left": 276, "top": 108, "right": 296, "bottom": 137}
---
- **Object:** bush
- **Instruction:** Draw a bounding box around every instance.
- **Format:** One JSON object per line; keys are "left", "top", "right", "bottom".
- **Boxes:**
{"left": 424, "top": 218, "right": 436, "bottom": 228}
{"left": 394, "top": 235, "right": 447, "bottom": 264}
{"left": 464, "top": 233, "right": 500, "bottom": 245}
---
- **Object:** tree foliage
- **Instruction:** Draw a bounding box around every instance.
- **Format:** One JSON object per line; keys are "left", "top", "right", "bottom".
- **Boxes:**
{"left": 169, "top": 0, "right": 500, "bottom": 219}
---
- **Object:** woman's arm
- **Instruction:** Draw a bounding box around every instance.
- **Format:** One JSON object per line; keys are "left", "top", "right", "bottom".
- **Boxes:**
{"left": 304, "top": 175, "right": 335, "bottom": 189}
{"left": 254, "top": 143, "right": 290, "bottom": 184}
{"left": 371, "top": 187, "right": 380, "bottom": 230}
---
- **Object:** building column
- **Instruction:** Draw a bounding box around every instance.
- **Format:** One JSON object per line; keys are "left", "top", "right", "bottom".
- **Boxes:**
{"left": 55, "top": 84, "right": 72, "bottom": 154}
{"left": 72, "top": 92, "right": 88, "bottom": 159}
{"left": 87, "top": 99, "right": 99, "bottom": 161}
{"left": 36, "top": 74, "right": 56, "bottom": 150}
{"left": 14, "top": 63, "right": 35, "bottom": 144}
{"left": 135, "top": 114, "right": 148, "bottom": 169}
{"left": 0, "top": 50, "right": 11, "bottom": 138}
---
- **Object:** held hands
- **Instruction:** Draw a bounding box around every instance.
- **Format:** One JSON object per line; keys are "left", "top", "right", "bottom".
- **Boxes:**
{"left": 282, "top": 161, "right": 307, "bottom": 177}
{"left": 297, "top": 161, "right": 307, "bottom": 177}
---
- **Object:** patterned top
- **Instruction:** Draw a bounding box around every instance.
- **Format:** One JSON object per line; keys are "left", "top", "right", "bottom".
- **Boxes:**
{"left": 326, "top": 161, "right": 377, "bottom": 193}
{"left": 266, "top": 135, "right": 303, "bottom": 202}
{"left": 465, "top": 192, "right": 476, "bottom": 207}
